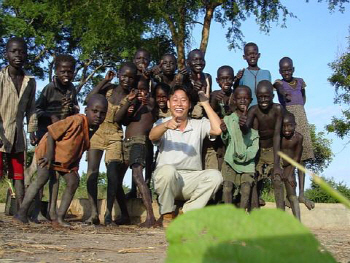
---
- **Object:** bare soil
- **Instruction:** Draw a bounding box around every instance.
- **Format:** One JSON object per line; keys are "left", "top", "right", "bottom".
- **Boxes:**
{"left": 0, "top": 213, "right": 349, "bottom": 263}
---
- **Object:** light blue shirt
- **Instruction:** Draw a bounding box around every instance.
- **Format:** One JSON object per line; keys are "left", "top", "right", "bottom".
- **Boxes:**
{"left": 239, "top": 68, "right": 271, "bottom": 106}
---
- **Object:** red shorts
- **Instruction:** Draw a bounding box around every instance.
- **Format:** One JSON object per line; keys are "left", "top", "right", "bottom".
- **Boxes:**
{"left": 0, "top": 152, "right": 24, "bottom": 180}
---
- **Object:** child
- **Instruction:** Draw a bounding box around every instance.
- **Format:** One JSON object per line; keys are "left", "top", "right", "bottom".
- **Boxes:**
{"left": 15, "top": 94, "right": 108, "bottom": 226}
{"left": 154, "top": 82, "right": 171, "bottom": 120}
{"left": 235, "top": 42, "right": 271, "bottom": 106}
{"left": 133, "top": 48, "right": 151, "bottom": 78}
{"left": 240, "top": 80, "right": 284, "bottom": 209}
{"left": 274, "top": 57, "right": 315, "bottom": 210}
{"left": 85, "top": 63, "right": 137, "bottom": 225}
{"left": 221, "top": 86, "right": 259, "bottom": 209}
{"left": 152, "top": 54, "right": 178, "bottom": 88}
{"left": 123, "top": 79, "right": 157, "bottom": 227}
{"left": 0, "top": 37, "right": 37, "bottom": 210}
{"left": 210, "top": 66, "right": 235, "bottom": 170}
{"left": 280, "top": 112, "right": 302, "bottom": 220}
{"left": 33, "top": 54, "right": 79, "bottom": 222}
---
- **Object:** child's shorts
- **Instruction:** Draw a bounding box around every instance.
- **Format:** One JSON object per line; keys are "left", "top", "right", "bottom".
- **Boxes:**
{"left": 255, "top": 147, "right": 282, "bottom": 180}
{"left": 123, "top": 136, "right": 147, "bottom": 168}
{"left": 0, "top": 152, "right": 24, "bottom": 180}
{"left": 90, "top": 123, "right": 124, "bottom": 164}
{"left": 222, "top": 161, "right": 255, "bottom": 187}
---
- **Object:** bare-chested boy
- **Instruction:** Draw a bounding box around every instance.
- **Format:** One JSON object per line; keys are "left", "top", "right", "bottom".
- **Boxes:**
{"left": 15, "top": 94, "right": 107, "bottom": 226}
{"left": 240, "top": 80, "right": 284, "bottom": 209}
{"left": 280, "top": 112, "right": 302, "bottom": 220}
{"left": 210, "top": 66, "right": 235, "bottom": 170}
{"left": 123, "top": 79, "right": 157, "bottom": 227}
{"left": 85, "top": 63, "right": 137, "bottom": 225}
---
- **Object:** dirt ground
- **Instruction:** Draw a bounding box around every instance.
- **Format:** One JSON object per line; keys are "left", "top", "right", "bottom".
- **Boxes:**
{"left": 0, "top": 213, "right": 349, "bottom": 263}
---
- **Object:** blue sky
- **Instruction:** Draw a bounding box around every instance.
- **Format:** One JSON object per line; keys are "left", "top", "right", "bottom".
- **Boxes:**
{"left": 36, "top": 1, "right": 349, "bottom": 189}
{"left": 193, "top": 0, "right": 350, "bottom": 188}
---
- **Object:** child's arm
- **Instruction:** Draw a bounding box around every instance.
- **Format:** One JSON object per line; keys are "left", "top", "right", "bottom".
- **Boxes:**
{"left": 273, "top": 80, "right": 290, "bottom": 103}
{"left": 301, "top": 79, "right": 306, "bottom": 105}
{"left": 114, "top": 89, "right": 137, "bottom": 125}
{"left": 239, "top": 106, "right": 254, "bottom": 134}
{"left": 38, "top": 134, "right": 55, "bottom": 168}
{"left": 86, "top": 71, "right": 115, "bottom": 103}
{"left": 26, "top": 80, "right": 38, "bottom": 145}
{"left": 220, "top": 120, "right": 229, "bottom": 145}
{"left": 233, "top": 68, "right": 244, "bottom": 88}
{"left": 273, "top": 105, "right": 284, "bottom": 177}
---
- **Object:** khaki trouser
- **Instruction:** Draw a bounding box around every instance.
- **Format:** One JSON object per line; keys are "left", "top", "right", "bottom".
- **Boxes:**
{"left": 153, "top": 164, "right": 223, "bottom": 215}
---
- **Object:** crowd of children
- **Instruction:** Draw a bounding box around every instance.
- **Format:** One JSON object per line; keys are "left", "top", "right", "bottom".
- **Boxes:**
{"left": 0, "top": 36, "right": 315, "bottom": 228}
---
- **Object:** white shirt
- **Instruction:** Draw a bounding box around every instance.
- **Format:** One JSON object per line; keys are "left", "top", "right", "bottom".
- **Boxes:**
{"left": 153, "top": 117, "right": 211, "bottom": 170}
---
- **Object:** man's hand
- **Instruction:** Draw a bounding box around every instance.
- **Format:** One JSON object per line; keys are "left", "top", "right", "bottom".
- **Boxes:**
{"left": 178, "top": 67, "right": 188, "bottom": 76}
{"left": 174, "top": 73, "right": 184, "bottom": 85}
{"left": 29, "top": 132, "right": 38, "bottom": 146}
{"left": 151, "top": 61, "right": 162, "bottom": 76}
{"left": 105, "top": 70, "right": 116, "bottom": 81}
{"left": 198, "top": 90, "right": 209, "bottom": 104}
{"left": 193, "top": 73, "right": 204, "bottom": 92}
{"left": 165, "top": 117, "right": 181, "bottom": 130}
{"left": 220, "top": 120, "right": 227, "bottom": 133}
{"left": 235, "top": 68, "right": 245, "bottom": 80}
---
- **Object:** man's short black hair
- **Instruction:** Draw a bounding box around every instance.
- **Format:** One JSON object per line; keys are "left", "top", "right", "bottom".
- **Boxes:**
{"left": 170, "top": 85, "right": 192, "bottom": 102}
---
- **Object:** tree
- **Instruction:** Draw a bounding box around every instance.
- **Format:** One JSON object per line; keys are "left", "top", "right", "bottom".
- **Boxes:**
{"left": 0, "top": 0, "right": 174, "bottom": 97}
{"left": 326, "top": 29, "right": 350, "bottom": 139}
{"left": 149, "top": 0, "right": 348, "bottom": 68}
{"left": 305, "top": 124, "right": 333, "bottom": 174}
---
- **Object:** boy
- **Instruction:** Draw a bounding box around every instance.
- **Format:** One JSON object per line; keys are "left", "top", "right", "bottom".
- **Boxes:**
{"left": 0, "top": 37, "right": 37, "bottom": 210}
{"left": 221, "top": 86, "right": 259, "bottom": 209}
{"left": 210, "top": 66, "right": 235, "bottom": 170}
{"left": 33, "top": 54, "right": 79, "bottom": 222}
{"left": 235, "top": 42, "right": 271, "bottom": 106}
{"left": 15, "top": 94, "right": 108, "bottom": 226}
{"left": 280, "top": 112, "right": 302, "bottom": 220}
{"left": 123, "top": 79, "right": 157, "bottom": 227}
{"left": 240, "top": 80, "right": 284, "bottom": 209}
{"left": 85, "top": 63, "right": 137, "bottom": 225}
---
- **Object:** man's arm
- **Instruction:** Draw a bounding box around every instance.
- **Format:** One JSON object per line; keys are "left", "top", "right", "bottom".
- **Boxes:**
{"left": 198, "top": 91, "right": 221, "bottom": 136}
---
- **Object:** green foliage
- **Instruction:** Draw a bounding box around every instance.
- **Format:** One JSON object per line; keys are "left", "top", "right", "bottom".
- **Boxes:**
{"left": 166, "top": 205, "right": 336, "bottom": 263}
{"left": 326, "top": 28, "right": 350, "bottom": 138}
{"left": 305, "top": 124, "right": 333, "bottom": 174}
{"left": 305, "top": 176, "right": 350, "bottom": 203}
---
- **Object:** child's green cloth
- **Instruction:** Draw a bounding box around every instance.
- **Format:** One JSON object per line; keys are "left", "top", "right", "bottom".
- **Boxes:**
{"left": 221, "top": 112, "right": 259, "bottom": 174}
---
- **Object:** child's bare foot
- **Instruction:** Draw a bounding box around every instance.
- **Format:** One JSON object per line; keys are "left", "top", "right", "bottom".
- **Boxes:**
{"left": 138, "top": 217, "right": 157, "bottom": 228}
{"left": 84, "top": 215, "right": 100, "bottom": 225}
{"left": 299, "top": 195, "right": 315, "bottom": 210}
{"left": 14, "top": 214, "right": 29, "bottom": 224}
{"left": 57, "top": 217, "right": 71, "bottom": 227}
{"left": 114, "top": 215, "right": 131, "bottom": 225}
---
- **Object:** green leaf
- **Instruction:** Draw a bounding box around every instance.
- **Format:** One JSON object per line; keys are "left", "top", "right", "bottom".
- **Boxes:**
{"left": 166, "top": 205, "right": 336, "bottom": 263}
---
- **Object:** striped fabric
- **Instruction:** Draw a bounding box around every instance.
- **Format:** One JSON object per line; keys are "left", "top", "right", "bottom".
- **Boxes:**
{"left": 0, "top": 66, "right": 37, "bottom": 153}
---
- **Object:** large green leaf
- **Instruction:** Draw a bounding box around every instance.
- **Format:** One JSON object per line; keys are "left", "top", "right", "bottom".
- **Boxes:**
{"left": 166, "top": 205, "right": 335, "bottom": 263}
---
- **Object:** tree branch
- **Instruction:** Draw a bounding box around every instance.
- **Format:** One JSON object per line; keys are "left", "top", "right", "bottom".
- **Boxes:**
{"left": 76, "top": 63, "right": 104, "bottom": 94}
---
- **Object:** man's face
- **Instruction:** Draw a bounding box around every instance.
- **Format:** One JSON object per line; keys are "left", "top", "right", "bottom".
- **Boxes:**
{"left": 216, "top": 68, "right": 234, "bottom": 93}
{"left": 118, "top": 66, "right": 136, "bottom": 90}
{"left": 6, "top": 41, "right": 27, "bottom": 69}
{"left": 282, "top": 117, "right": 296, "bottom": 138}
{"left": 55, "top": 62, "right": 75, "bottom": 86}
{"left": 156, "top": 88, "right": 168, "bottom": 109}
{"left": 257, "top": 86, "right": 273, "bottom": 111}
{"left": 168, "top": 89, "right": 190, "bottom": 119}
{"left": 188, "top": 51, "right": 205, "bottom": 74}
{"left": 279, "top": 61, "right": 294, "bottom": 82}
{"left": 161, "top": 55, "right": 176, "bottom": 76}
{"left": 85, "top": 101, "right": 107, "bottom": 128}
{"left": 234, "top": 88, "right": 252, "bottom": 113}
{"left": 133, "top": 50, "right": 150, "bottom": 72}
{"left": 243, "top": 45, "right": 260, "bottom": 67}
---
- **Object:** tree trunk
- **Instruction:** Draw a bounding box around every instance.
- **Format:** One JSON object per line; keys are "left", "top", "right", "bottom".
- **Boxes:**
{"left": 200, "top": 3, "right": 221, "bottom": 55}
